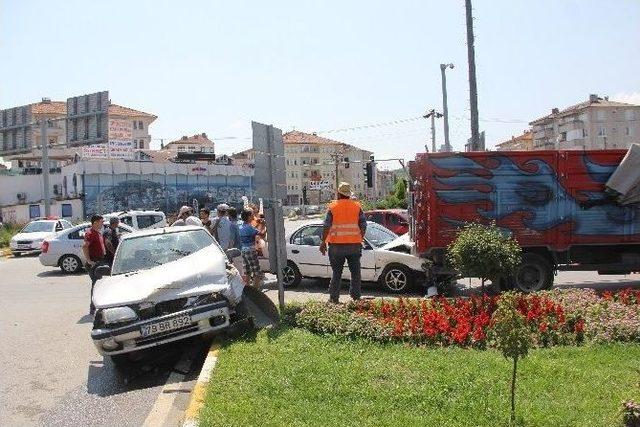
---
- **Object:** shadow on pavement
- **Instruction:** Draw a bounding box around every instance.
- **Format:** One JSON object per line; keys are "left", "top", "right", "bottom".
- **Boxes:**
{"left": 37, "top": 269, "right": 86, "bottom": 278}
{"left": 77, "top": 314, "right": 94, "bottom": 324}
{"left": 86, "top": 337, "right": 207, "bottom": 398}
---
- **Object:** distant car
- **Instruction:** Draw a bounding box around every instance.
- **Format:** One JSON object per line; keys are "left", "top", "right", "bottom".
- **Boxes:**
{"left": 364, "top": 209, "right": 409, "bottom": 235}
{"left": 39, "top": 222, "right": 134, "bottom": 273}
{"left": 103, "top": 210, "right": 167, "bottom": 230}
{"left": 9, "top": 219, "right": 73, "bottom": 256}
{"left": 90, "top": 226, "right": 244, "bottom": 365}
{"left": 282, "top": 221, "right": 425, "bottom": 293}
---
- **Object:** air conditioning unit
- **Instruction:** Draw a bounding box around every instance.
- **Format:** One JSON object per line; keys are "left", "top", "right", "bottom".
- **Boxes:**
{"left": 17, "top": 192, "right": 26, "bottom": 200}
{"left": 53, "top": 185, "right": 61, "bottom": 196}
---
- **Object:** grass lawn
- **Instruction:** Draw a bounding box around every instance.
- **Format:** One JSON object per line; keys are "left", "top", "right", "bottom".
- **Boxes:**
{"left": 200, "top": 327, "right": 640, "bottom": 427}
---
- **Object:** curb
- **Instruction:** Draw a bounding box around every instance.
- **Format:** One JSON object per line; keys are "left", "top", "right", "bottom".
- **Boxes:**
{"left": 182, "top": 341, "right": 220, "bottom": 427}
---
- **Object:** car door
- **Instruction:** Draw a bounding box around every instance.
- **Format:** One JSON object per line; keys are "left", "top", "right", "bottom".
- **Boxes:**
{"left": 67, "top": 226, "right": 89, "bottom": 260}
{"left": 288, "top": 225, "right": 329, "bottom": 278}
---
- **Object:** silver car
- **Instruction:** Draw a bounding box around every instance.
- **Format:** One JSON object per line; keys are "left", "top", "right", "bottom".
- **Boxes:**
{"left": 90, "top": 226, "right": 244, "bottom": 365}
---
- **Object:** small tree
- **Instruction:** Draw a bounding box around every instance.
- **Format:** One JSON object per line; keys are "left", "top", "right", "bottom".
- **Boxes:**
{"left": 491, "top": 292, "right": 532, "bottom": 424}
{"left": 447, "top": 222, "right": 522, "bottom": 291}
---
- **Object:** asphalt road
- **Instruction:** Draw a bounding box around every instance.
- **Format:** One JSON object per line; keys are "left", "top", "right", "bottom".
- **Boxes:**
{"left": 0, "top": 255, "right": 207, "bottom": 427}
{"left": 1, "top": 255, "right": 640, "bottom": 426}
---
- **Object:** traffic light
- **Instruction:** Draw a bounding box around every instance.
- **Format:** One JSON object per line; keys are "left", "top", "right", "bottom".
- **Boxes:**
{"left": 364, "top": 161, "right": 374, "bottom": 188}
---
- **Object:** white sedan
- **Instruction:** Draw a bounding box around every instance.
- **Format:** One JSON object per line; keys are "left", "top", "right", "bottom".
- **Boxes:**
{"left": 39, "top": 222, "right": 134, "bottom": 273}
{"left": 282, "top": 221, "right": 426, "bottom": 293}
{"left": 9, "top": 219, "right": 73, "bottom": 256}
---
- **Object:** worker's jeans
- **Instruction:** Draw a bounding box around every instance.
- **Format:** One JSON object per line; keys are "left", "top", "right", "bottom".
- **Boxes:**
{"left": 328, "top": 244, "right": 362, "bottom": 303}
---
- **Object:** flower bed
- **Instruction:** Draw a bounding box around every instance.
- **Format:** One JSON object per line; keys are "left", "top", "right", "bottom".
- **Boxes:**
{"left": 292, "top": 288, "right": 640, "bottom": 349}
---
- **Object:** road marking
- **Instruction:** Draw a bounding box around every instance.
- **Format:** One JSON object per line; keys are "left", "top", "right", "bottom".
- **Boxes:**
{"left": 142, "top": 350, "right": 194, "bottom": 427}
{"left": 182, "top": 342, "right": 220, "bottom": 427}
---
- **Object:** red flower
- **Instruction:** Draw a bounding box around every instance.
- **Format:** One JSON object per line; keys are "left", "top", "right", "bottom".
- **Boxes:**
{"left": 574, "top": 319, "right": 585, "bottom": 334}
{"left": 472, "top": 327, "right": 486, "bottom": 342}
{"left": 539, "top": 322, "right": 548, "bottom": 333}
{"left": 602, "top": 291, "right": 613, "bottom": 301}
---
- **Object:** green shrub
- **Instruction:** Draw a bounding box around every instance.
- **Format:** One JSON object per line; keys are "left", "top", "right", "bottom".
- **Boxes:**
{"left": 0, "top": 223, "right": 23, "bottom": 248}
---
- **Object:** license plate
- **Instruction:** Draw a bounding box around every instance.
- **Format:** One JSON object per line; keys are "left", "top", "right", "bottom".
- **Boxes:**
{"left": 140, "top": 314, "right": 192, "bottom": 337}
{"left": 17, "top": 244, "right": 31, "bottom": 249}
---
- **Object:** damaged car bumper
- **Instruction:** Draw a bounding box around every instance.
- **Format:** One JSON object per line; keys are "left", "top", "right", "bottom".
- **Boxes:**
{"left": 91, "top": 301, "right": 230, "bottom": 355}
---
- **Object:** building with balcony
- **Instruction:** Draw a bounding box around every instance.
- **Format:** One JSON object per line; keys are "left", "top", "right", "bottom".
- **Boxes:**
{"left": 529, "top": 94, "right": 640, "bottom": 150}
{"left": 231, "top": 130, "right": 375, "bottom": 205}
{"left": 495, "top": 130, "right": 534, "bottom": 151}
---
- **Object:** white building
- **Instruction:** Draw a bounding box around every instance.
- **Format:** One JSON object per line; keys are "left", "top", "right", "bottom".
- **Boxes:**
{"left": 162, "top": 133, "right": 215, "bottom": 154}
{"left": 530, "top": 94, "right": 640, "bottom": 150}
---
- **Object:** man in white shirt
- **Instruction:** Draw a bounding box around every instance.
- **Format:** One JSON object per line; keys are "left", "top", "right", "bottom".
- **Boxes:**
{"left": 212, "top": 203, "right": 232, "bottom": 250}
{"left": 171, "top": 206, "right": 203, "bottom": 227}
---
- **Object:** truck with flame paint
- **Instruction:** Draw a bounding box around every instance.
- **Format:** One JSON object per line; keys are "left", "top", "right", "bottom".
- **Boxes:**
{"left": 409, "top": 149, "right": 640, "bottom": 292}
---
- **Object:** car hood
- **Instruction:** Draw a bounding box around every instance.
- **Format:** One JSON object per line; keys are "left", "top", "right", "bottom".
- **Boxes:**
{"left": 93, "top": 245, "right": 244, "bottom": 309}
{"left": 379, "top": 233, "right": 414, "bottom": 251}
{"left": 12, "top": 231, "right": 54, "bottom": 242}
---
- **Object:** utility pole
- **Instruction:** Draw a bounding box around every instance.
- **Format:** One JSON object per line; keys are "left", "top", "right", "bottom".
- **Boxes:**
{"left": 465, "top": 0, "right": 480, "bottom": 151}
{"left": 440, "top": 63, "right": 454, "bottom": 152}
{"left": 423, "top": 109, "right": 443, "bottom": 153}
{"left": 40, "top": 119, "right": 51, "bottom": 216}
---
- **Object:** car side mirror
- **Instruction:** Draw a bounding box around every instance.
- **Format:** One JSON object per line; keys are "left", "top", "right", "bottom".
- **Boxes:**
{"left": 94, "top": 265, "right": 111, "bottom": 280}
{"left": 226, "top": 248, "right": 241, "bottom": 260}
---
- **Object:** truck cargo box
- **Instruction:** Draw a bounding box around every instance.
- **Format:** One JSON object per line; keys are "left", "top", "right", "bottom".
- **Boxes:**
{"left": 410, "top": 150, "right": 640, "bottom": 256}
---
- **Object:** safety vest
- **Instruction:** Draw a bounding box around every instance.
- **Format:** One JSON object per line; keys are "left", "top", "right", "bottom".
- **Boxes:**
{"left": 326, "top": 199, "right": 363, "bottom": 244}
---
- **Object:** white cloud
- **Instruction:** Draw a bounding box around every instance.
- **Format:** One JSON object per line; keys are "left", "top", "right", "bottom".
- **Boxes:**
{"left": 611, "top": 92, "right": 640, "bottom": 105}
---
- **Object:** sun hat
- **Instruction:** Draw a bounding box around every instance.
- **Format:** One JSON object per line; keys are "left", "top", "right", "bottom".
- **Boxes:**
{"left": 178, "top": 205, "right": 191, "bottom": 216}
{"left": 217, "top": 203, "right": 230, "bottom": 211}
{"left": 337, "top": 182, "right": 353, "bottom": 197}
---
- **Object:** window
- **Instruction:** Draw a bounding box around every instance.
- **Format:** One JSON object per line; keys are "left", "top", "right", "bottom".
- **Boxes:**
{"left": 364, "top": 224, "right": 397, "bottom": 248}
{"left": 138, "top": 121, "right": 143, "bottom": 130}
{"left": 583, "top": 129, "right": 588, "bottom": 138}
{"left": 625, "top": 110, "right": 636, "bottom": 121}
{"left": 366, "top": 212, "right": 384, "bottom": 224}
{"left": 119, "top": 216, "right": 134, "bottom": 227}
{"left": 84, "top": 96, "right": 89, "bottom": 113}
{"left": 73, "top": 98, "right": 78, "bottom": 115}
{"left": 626, "top": 127, "right": 635, "bottom": 137}
{"left": 136, "top": 215, "right": 164, "bottom": 229}
{"left": 29, "top": 205, "right": 41, "bottom": 219}
{"left": 72, "top": 119, "right": 78, "bottom": 141}
{"left": 84, "top": 117, "right": 89, "bottom": 139}
{"left": 598, "top": 127, "right": 607, "bottom": 136}
{"left": 22, "top": 128, "right": 28, "bottom": 148}
{"left": 68, "top": 227, "right": 89, "bottom": 240}
{"left": 61, "top": 203, "right": 72, "bottom": 218}
{"left": 61, "top": 220, "right": 73, "bottom": 228}
{"left": 97, "top": 115, "right": 102, "bottom": 138}
{"left": 133, "top": 121, "right": 138, "bottom": 130}
{"left": 596, "top": 110, "right": 606, "bottom": 121}
{"left": 291, "top": 225, "right": 324, "bottom": 246}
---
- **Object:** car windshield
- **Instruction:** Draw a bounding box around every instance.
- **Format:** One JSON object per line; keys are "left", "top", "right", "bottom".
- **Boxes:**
{"left": 21, "top": 221, "right": 55, "bottom": 233}
{"left": 365, "top": 224, "right": 398, "bottom": 248}
{"left": 111, "top": 229, "right": 215, "bottom": 275}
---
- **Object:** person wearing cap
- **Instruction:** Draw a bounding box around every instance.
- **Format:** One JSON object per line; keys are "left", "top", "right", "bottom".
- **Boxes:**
{"left": 319, "top": 182, "right": 367, "bottom": 303}
{"left": 211, "top": 203, "right": 232, "bottom": 250}
{"left": 172, "top": 206, "right": 203, "bottom": 227}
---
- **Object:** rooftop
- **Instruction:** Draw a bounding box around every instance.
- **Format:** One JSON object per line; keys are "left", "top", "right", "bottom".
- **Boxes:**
{"left": 26, "top": 100, "right": 156, "bottom": 120}
{"left": 164, "top": 133, "right": 214, "bottom": 147}
{"left": 530, "top": 94, "right": 639, "bottom": 125}
{"left": 496, "top": 131, "right": 533, "bottom": 148}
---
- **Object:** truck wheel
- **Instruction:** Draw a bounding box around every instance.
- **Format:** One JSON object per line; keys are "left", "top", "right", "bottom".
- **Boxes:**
{"left": 513, "top": 253, "right": 553, "bottom": 293}
{"left": 282, "top": 261, "right": 302, "bottom": 288}
{"left": 379, "top": 264, "right": 414, "bottom": 293}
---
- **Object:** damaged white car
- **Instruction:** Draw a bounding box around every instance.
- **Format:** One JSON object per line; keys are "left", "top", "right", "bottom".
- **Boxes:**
{"left": 90, "top": 226, "right": 244, "bottom": 364}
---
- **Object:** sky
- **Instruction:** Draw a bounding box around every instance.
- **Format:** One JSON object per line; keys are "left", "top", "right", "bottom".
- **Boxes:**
{"left": 1, "top": 0, "right": 639, "bottom": 168}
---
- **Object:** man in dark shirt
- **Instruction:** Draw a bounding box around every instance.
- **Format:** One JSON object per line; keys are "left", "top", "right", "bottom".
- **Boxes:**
{"left": 83, "top": 214, "right": 105, "bottom": 315}
{"left": 102, "top": 217, "right": 120, "bottom": 266}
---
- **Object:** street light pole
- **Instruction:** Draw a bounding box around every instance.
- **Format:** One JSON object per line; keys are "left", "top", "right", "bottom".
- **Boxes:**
{"left": 40, "top": 119, "right": 51, "bottom": 216}
{"left": 423, "top": 109, "right": 443, "bottom": 153}
{"left": 440, "top": 63, "right": 454, "bottom": 152}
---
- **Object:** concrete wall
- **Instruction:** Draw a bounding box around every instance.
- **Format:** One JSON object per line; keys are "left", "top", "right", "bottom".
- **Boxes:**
{"left": 1, "top": 198, "right": 83, "bottom": 224}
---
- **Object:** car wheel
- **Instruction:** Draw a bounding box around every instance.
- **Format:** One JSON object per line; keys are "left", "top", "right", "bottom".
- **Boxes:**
{"left": 13, "top": 252, "right": 21, "bottom": 257}
{"left": 282, "top": 261, "right": 302, "bottom": 288}
{"left": 59, "top": 254, "right": 82, "bottom": 274}
{"left": 379, "top": 264, "right": 414, "bottom": 293}
{"left": 513, "top": 253, "right": 554, "bottom": 293}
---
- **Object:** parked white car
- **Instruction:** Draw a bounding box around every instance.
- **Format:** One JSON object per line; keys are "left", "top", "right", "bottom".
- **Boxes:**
{"left": 90, "top": 226, "right": 244, "bottom": 365}
{"left": 283, "top": 221, "right": 426, "bottom": 293}
{"left": 39, "top": 222, "right": 134, "bottom": 273}
{"left": 103, "top": 210, "right": 167, "bottom": 230}
{"left": 10, "top": 219, "right": 73, "bottom": 256}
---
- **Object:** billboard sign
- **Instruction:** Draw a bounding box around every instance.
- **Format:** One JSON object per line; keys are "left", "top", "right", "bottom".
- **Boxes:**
{"left": 66, "top": 91, "right": 109, "bottom": 147}
{"left": 308, "top": 180, "right": 331, "bottom": 190}
{"left": 0, "top": 105, "right": 34, "bottom": 155}
{"left": 107, "top": 118, "right": 133, "bottom": 160}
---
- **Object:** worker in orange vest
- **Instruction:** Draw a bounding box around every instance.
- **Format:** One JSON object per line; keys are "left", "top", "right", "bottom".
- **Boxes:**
{"left": 319, "top": 182, "right": 367, "bottom": 303}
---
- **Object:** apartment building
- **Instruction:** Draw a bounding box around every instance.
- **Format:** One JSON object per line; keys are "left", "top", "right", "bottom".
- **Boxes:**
{"left": 530, "top": 94, "right": 640, "bottom": 150}
{"left": 232, "top": 130, "right": 374, "bottom": 205}
{"left": 495, "top": 130, "right": 534, "bottom": 151}
{"left": 162, "top": 133, "right": 215, "bottom": 154}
